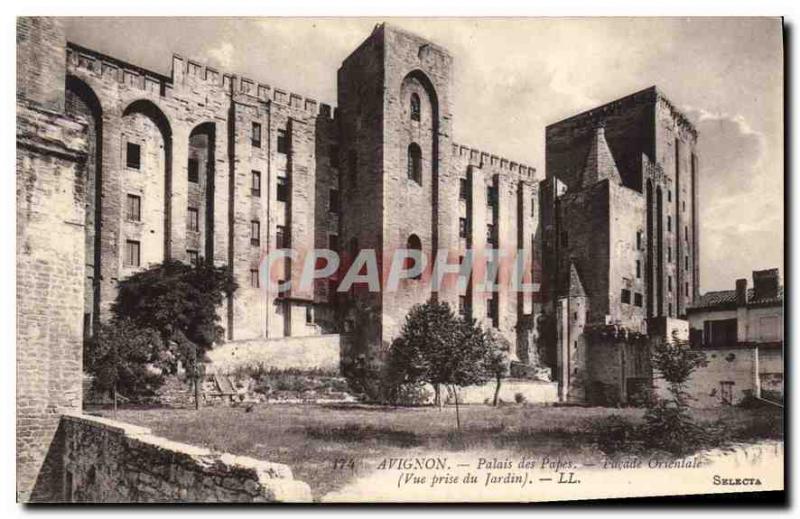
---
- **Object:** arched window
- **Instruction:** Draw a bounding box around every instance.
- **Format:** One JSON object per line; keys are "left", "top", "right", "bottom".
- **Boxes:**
{"left": 410, "top": 93, "right": 421, "bottom": 121}
{"left": 407, "top": 143, "right": 422, "bottom": 184}
{"left": 406, "top": 234, "right": 422, "bottom": 280}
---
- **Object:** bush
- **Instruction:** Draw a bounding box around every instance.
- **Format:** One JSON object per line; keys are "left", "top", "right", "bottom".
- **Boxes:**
{"left": 514, "top": 392, "right": 526, "bottom": 404}
{"left": 587, "top": 415, "right": 639, "bottom": 455}
{"left": 640, "top": 400, "right": 717, "bottom": 456}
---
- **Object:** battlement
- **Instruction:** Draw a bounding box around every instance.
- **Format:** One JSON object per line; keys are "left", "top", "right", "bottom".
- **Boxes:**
{"left": 451, "top": 142, "right": 537, "bottom": 180}
{"left": 64, "top": 43, "right": 336, "bottom": 120}
{"left": 546, "top": 86, "right": 697, "bottom": 140}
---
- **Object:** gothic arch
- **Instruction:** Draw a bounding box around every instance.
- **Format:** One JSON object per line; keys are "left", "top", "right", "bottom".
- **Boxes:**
{"left": 188, "top": 122, "right": 216, "bottom": 262}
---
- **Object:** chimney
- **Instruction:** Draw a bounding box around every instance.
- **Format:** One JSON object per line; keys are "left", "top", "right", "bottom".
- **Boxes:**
{"left": 735, "top": 278, "right": 748, "bottom": 307}
{"left": 752, "top": 268, "right": 779, "bottom": 300}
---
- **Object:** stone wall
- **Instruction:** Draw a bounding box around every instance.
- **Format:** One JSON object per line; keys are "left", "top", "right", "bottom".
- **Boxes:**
{"left": 206, "top": 334, "right": 342, "bottom": 374}
{"left": 61, "top": 413, "right": 311, "bottom": 502}
{"left": 677, "top": 346, "right": 758, "bottom": 407}
{"left": 450, "top": 379, "right": 559, "bottom": 405}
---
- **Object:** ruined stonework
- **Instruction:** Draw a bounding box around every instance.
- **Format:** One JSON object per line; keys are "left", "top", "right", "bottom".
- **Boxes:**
{"left": 61, "top": 414, "right": 311, "bottom": 503}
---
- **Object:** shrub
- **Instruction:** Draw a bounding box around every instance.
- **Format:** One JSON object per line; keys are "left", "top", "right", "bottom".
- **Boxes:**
{"left": 514, "top": 392, "right": 526, "bottom": 404}
{"left": 587, "top": 415, "right": 639, "bottom": 455}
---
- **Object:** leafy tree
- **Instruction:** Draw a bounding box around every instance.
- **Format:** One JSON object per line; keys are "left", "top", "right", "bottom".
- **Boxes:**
{"left": 84, "top": 319, "right": 164, "bottom": 399}
{"left": 111, "top": 259, "right": 237, "bottom": 370}
{"left": 486, "top": 329, "right": 511, "bottom": 406}
{"left": 642, "top": 335, "right": 709, "bottom": 455}
{"left": 389, "top": 299, "right": 492, "bottom": 429}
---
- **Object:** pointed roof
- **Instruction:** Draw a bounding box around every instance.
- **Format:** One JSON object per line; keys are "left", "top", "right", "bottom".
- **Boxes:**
{"left": 567, "top": 262, "right": 587, "bottom": 298}
{"left": 580, "top": 126, "right": 622, "bottom": 188}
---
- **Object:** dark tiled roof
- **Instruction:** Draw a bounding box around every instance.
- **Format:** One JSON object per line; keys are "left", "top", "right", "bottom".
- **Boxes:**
{"left": 690, "top": 287, "right": 783, "bottom": 310}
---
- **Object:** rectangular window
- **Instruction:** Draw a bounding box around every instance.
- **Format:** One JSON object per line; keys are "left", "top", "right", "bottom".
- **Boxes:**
{"left": 306, "top": 306, "right": 314, "bottom": 324}
{"left": 668, "top": 190, "right": 672, "bottom": 203}
{"left": 188, "top": 158, "right": 199, "bottom": 183}
{"left": 250, "top": 220, "right": 260, "bottom": 247}
{"left": 531, "top": 197, "right": 536, "bottom": 218}
{"left": 636, "top": 230, "right": 643, "bottom": 250}
{"left": 669, "top": 303, "right": 673, "bottom": 317}
{"left": 459, "top": 218, "right": 468, "bottom": 238}
{"left": 329, "top": 145, "right": 339, "bottom": 168}
{"left": 487, "top": 296, "right": 498, "bottom": 327}
{"left": 277, "top": 128, "right": 289, "bottom": 154}
{"left": 187, "top": 249, "right": 199, "bottom": 266}
{"left": 636, "top": 259, "right": 641, "bottom": 279}
{"left": 685, "top": 282, "right": 690, "bottom": 297}
{"left": 685, "top": 226, "right": 689, "bottom": 242}
{"left": 634, "top": 292, "right": 643, "bottom": 307}
{"left": 621, "top": 289, "right": 631, "bottom": 304}
{"left": 250, "top": 268, "right": 260, "bottom": 288}
{"left": 487, "top": 185, "right": 497, "bottom": 207}
{"left": 126, "top": 142, "right": 141, "bottom": 169}
{"left": 328, "top": 234, "right": 338, "bottom": 251}
{"left": 704, "top": 318, "right": 738, "bottom": 347}
{"left": 276, "top": 225, "right": 287, "bottom": 249}
{"left": 668, "top": 275, "right": 673, "bottom": 292}
{"left": 685, "top": 256, "right": 689, "bottom": 270}
{"left": 459, "top": 178, "right": 468, "bottom": 200}
{"left": 668, "top": 247, "right": 672, "bottom": 262}
{"left": 187, "top": 207, "right": 199, "bottom": 231}
{"left": 126, "top": 194, "right": 141, "bottom": 221}
{"left": 251, "top": 122, "right": 262, "bottom": 147}
{"left": 277, "top": 176, "right": 289, "bottom": 202}
{"left": 487, "top": 224, "right": 496, "bottom": 246}
{"left": 667, "top": 215, "right": 672, "bottom": 232}
{"left": 251, "top": 171, "right": 261, "bottom": 197}
{"left": 682, "top": 200, "right": 686, "bottom": 212}
{"left": 329, "top": 189, "right": 340, "bottom": 213}
{"left": 124, "top": 240, "right": 140, "bottom": 267}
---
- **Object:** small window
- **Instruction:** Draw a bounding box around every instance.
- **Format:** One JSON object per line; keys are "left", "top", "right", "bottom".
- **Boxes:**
{"left": 668, "top": 246, "right": 672, "bottom": 262}
{"left": 187, "top": 249, "right": 199, "bottom": 266}
{"left": 406, "top": 234, "right": 422, "bottom": 280}
{"left": 306, "top": 305, "right": 314, "bottom": 324}
{"left": 682, "top": 200, "right": 686, "bottom": 212}
{"left": 187, "top": 207, "right": 199, "bottom": 232}
{"left": 634, "top": 292, "right": 643, "bottom": 307}
{"left": 126, "top": 194, "right": 141, "bottom": 222}
{"left": 188, "top": 158, "right": 199, "bottom": 183}
{"left": 685, "top": 226, "right": 689, "bottom": 242}
{"left": 124, "top": 240, "right": 140, "bottom": 267}
{"left": 410, "top": 93, "right": 421, "bottom": 121}
{"left": 277, "top": 176, "right": 288, "bottom": 202}
{"left": 487, "top": 224, "right": 496, "bottom": 246}
{"left": 668, "top": 190, "right": 672, "bottom": 203}
{"left": 459, "top": 178, "right": 468, "bottom": 200}
{"left": 329, "top": 145, "right": 339, "bottom": 168}
{"left": 667, "top": 215, "right": 672, "bottom": 232}
{"left": 126, "top": 142, "right": 141, "bottom": 170}
{"left": 329, "top": 189, "right": 340, "bottom": 213}
{"left": 668, "top": 275, "right": 673, "bottom": 292}
{"left": 685, "top": 256, "right": 689, "bottom": 270}
{"left": 459, "top": 218, "right": 468, "bottom": 238}
{"left": 328, "top": 234, "right": 338, "bottom": 251}
{"left": 277, "top": 129, "right": 289, "bottom": 154}
{"left": 251, "top": 171, "right": 261, "bottom": 197}
{"left": 636, "top": 230, "right": 643, "bottom": 250}
{"left": 348, "top": 150, "right": 357, "bottom": 186}
{"left": 250, "top": 268, "right": 260, "bottom": 288}
{"left": 276, "top": 225, "right": 287, "bottom": 249}
{"left": 251, "top": 122, "right": 262, "bottom": 147}
{"left": 669, "top": 303, "right": 673, "bottom": 317}
{"left": 407, "top": 143, "right": 422, "bottom": 184}
{"left": 250, "top": 220, "right": 260, "bottom": 247}
{"left": 487, "top": 297, "right": 499, "bottom": 327}
{"left": 636, "top": 259, "right": 641, "bottom": 279}
{"left": 531, "top": 197, "right": 536, "bottom": 218}
{"left": 487, "top": 185, "right": 497, "bottom": 207}
{"left": 621, "top": 289, "right": 631, "bottom": 304}
{"left": 685, "top": 282, "right": 690, "bottom": 297}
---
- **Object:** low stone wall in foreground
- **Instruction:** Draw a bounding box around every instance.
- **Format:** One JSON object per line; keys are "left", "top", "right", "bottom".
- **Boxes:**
{"left": 61, "top": 413, "right": 311, "bottom": 503}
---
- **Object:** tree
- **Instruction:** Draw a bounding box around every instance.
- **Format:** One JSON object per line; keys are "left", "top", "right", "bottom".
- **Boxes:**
{"left": 111, "top": 259, "right": 237, "bottom": 370}
{"left": 642, "top": 334, "right": 708, "bottom": 455}
{"left": 84, "top": 319, "right": 164, "bottom": 402}
{"left": 389, "top": 299, "right": 492, "bottom": 429}
{"left": 486, "top": 329, "right": 511, "bottom": 406}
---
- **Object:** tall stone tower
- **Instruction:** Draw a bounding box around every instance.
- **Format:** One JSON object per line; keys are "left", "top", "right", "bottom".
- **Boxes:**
{"left": 337, "top": 23, "right": 454, "bottom": 355}
{"left": 543, "top": 87, "right": 700, "bottom": 404}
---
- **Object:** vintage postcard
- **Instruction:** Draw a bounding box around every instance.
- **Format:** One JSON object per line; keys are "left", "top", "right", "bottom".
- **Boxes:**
{"left": 15, "top": 16, "right": 783, "bottom": 504}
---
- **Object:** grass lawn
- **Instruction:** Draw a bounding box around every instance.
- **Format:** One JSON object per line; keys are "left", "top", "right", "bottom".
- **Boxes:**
{"left": 93, "top": 403, "right": 782, "bottom": 501}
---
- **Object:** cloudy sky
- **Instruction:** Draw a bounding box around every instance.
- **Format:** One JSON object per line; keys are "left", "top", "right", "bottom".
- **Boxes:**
{"left": 62, "top": 17, "right": 783, "bottom": 292}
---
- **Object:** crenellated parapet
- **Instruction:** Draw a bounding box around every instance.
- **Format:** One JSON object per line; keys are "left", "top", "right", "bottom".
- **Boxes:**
{"left": 450, "top": 142, "right": 537, "bottom": 181}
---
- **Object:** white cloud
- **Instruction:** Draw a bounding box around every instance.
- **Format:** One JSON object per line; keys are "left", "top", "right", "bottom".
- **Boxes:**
{"left": 207, "top": 41, "right": 235, "bottom": 69}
